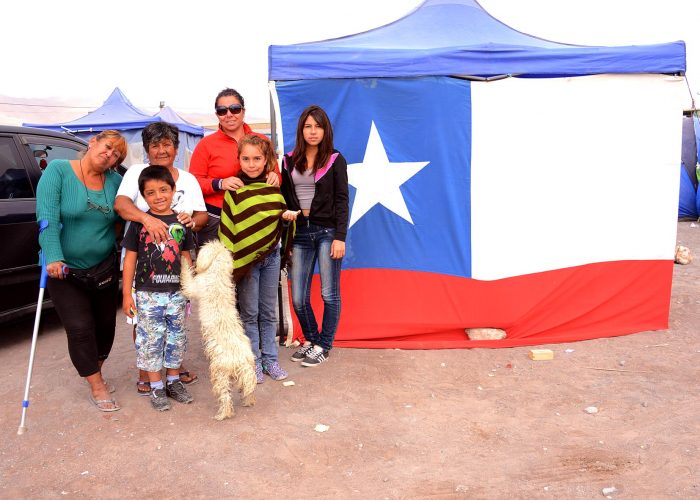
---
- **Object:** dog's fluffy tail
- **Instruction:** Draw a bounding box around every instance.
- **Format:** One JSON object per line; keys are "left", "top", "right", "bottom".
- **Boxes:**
{"left": 180, "top": 256, "right": 196, "bottom": 299}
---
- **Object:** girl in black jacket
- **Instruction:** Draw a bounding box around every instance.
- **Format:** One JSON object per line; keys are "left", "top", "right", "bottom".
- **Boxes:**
{"left": 281, "top": 105, "right": 349, "bottom": 367}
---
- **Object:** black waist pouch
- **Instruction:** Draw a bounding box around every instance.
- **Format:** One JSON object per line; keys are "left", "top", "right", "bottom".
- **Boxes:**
{"left": 68, "top": 252, "right": 119, "bottom": 290}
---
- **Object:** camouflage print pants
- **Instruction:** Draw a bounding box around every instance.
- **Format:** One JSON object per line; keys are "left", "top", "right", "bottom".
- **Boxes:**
{"left": 135, "top": 291, "right": 187, "bottom": 372}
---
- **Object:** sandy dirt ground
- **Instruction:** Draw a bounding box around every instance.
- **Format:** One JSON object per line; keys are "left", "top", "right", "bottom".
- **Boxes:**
{"left": 1, "top": 222, "right": 698, "bottom": 499}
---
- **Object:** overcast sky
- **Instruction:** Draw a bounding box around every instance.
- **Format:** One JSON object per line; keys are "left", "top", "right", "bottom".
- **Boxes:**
{"left": 2, "top": 0, "right": 698, "bottom": 123}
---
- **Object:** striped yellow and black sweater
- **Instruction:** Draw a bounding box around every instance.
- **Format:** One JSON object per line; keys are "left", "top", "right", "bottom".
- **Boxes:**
{"left": 219, "top": 181, "right": 293, "bottom": 282}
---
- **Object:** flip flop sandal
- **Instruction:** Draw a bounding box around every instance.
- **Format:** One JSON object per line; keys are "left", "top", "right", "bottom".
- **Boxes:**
{"left": 179, "top": 371, "right": 199, "bottom": 385}
{"left": 136, "top": 380, "right": 151, "bottom": 396}
{"left": 86, "top": 379, "right": 116, "bottom": 393}
{"left": 89, "top": 394, "right": 121, "bottom": 412}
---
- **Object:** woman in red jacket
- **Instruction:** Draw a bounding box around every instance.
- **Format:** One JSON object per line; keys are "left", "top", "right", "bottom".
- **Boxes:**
{"left": 189, "top": 88, "right": 280, "bottom": 246}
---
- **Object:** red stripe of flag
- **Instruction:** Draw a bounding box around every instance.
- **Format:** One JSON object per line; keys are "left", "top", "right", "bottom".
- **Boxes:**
{"left": 287, "top": 260, "right": 672, "bottom": 349}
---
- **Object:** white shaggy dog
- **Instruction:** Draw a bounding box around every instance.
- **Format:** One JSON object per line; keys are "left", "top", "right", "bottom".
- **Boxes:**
{"left": 181, "top": 240, "right": 256, "bottom": 420}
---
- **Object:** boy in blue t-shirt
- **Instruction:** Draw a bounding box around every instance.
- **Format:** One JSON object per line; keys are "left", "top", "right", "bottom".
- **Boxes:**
{"left": 122, "top": 166, "right": 195, "bottom": 411}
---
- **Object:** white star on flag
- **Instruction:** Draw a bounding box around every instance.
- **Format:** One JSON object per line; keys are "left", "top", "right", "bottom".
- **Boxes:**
{"left": 347, "top": 121, "right": 430, "bottom": 228}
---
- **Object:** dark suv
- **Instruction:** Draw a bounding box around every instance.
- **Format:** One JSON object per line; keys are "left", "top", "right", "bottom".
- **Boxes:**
{"left": 0, "top": 125, "right": 89, "bottom": 322}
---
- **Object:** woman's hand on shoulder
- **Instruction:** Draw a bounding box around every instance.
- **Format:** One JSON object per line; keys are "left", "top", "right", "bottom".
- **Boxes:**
{"left": 330, "top": 240, "right": 345, "bottom": 259}
{"left": 142, "top": 213, "right": 170, "bottom": 244}
{"left": 266, "top": 171, "right": 280, "bottom": 187}
{"left": 222, "top": 176, "right": 244, "bottom": 191}
{"left": 176, "top": 211, "right": 195, "bottom": 230}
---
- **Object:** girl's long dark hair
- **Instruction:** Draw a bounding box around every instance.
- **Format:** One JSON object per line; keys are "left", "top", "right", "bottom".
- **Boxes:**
{"left": 291, "top": 105, "right": 334, "bottom": 174}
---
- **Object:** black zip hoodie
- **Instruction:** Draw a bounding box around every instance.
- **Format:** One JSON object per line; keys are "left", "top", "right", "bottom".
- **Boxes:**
{"left": 281, "top": 151, "right": 349, "bottom": 241}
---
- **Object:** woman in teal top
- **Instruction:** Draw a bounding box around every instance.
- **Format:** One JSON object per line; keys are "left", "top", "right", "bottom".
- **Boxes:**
{"left": 36, "top": 130, "right": 127, "bottom": 412}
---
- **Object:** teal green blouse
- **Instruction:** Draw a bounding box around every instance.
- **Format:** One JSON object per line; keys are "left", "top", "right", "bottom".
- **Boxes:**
{"left": 36, "top": 159, "right": 122, "bottom": 269}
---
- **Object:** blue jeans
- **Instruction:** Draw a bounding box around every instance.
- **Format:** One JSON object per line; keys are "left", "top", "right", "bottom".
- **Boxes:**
{"left": 290, "top": 223, "right": 342, "bottom": 351}
{"left": 237, "top": 249, "right": 281, "bottom": 367}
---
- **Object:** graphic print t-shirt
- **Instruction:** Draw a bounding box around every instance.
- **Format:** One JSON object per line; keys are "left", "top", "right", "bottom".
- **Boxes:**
{"left": 121, "top": 212, "right": 194, "bottom": 292}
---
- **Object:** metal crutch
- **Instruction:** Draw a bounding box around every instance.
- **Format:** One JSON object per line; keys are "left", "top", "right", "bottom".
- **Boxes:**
{"left": 17, "top": 220, "right": 49, "bottom": 435}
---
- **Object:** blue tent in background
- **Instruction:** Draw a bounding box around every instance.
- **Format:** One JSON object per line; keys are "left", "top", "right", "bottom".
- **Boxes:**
{"left": 24, "top": 88, "right": 203, "bottom": 169}
{"left": 679, "top": 115, "right": 700, "bottom": 219}
{"left": 154, "top": 106, "right": 203, "bottom": 136}
{"left": 25, "top": 87, "right": 156, "bottom": 132}
{"left": 678, "top": 164, "right": 698, "bottom": 218}
{"left": 153, "top": 106, "right": 204, "bottom": 169}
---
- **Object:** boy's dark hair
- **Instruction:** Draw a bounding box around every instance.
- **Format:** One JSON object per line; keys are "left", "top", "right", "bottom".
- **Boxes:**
{"left": 138, "top": 165, "right": 176, "bottom": 195}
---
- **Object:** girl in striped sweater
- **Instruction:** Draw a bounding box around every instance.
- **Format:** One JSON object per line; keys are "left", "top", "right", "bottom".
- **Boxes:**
{"left": 219, "top": 134, "right": 297, "bottom": 383}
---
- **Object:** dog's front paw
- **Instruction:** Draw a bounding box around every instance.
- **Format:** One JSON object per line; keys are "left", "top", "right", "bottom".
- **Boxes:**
{"left": 215, "top": 408, "right": 234, "bottom": 420}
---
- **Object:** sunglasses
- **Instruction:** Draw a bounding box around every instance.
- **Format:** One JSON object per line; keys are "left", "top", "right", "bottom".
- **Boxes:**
{"left": 87, "top": 197, "right": 111, "bottom": 216}
{"left": 215, "top": 104, "right": 243, "bottom": 116}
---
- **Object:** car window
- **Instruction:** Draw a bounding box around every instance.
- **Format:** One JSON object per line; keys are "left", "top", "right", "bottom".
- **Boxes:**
{"left": 0, "top": 137, "right": 33, "bottom": 199}
{"left": 27, "top": 142, "right": 83, "bottom": 172}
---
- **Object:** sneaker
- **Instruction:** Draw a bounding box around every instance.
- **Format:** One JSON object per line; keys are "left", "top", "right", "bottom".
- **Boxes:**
{"left": 291, "top": 343, "right": 313, "bottom": 362}
{"left": 255, "top": 364, "right": 264, "bottom": 384}
{"left": 301, "top": 347, "right": 329, "bottom": 367}
{"left": 166, "top": 380, "right": 194, "bottom": 404}
{"left": 150, "top": 387, "right": 171, "bottom": 411}
{"left": 263, "top": 361, "right": 288, "bottom": 381}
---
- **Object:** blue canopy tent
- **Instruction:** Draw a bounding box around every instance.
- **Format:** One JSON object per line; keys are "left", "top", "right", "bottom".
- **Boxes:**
{"left": 269, "top": 0, "right": 684, "bottom": 80}
{"left": 679, "top": 115, "right": 699, "bottom": 219}
{"left": 269, "top": 0, "right": 687, "bottom": 349}
{"left": 153, "top": 106, "right": 205, "bottom": 169}
{"left": 24, "top": 88, "right": 203, "bottom": 169}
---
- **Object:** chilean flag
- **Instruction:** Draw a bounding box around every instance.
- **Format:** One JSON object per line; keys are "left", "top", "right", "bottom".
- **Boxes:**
{"left": 274, "top": 75, "right": 683, "bottom": 349}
